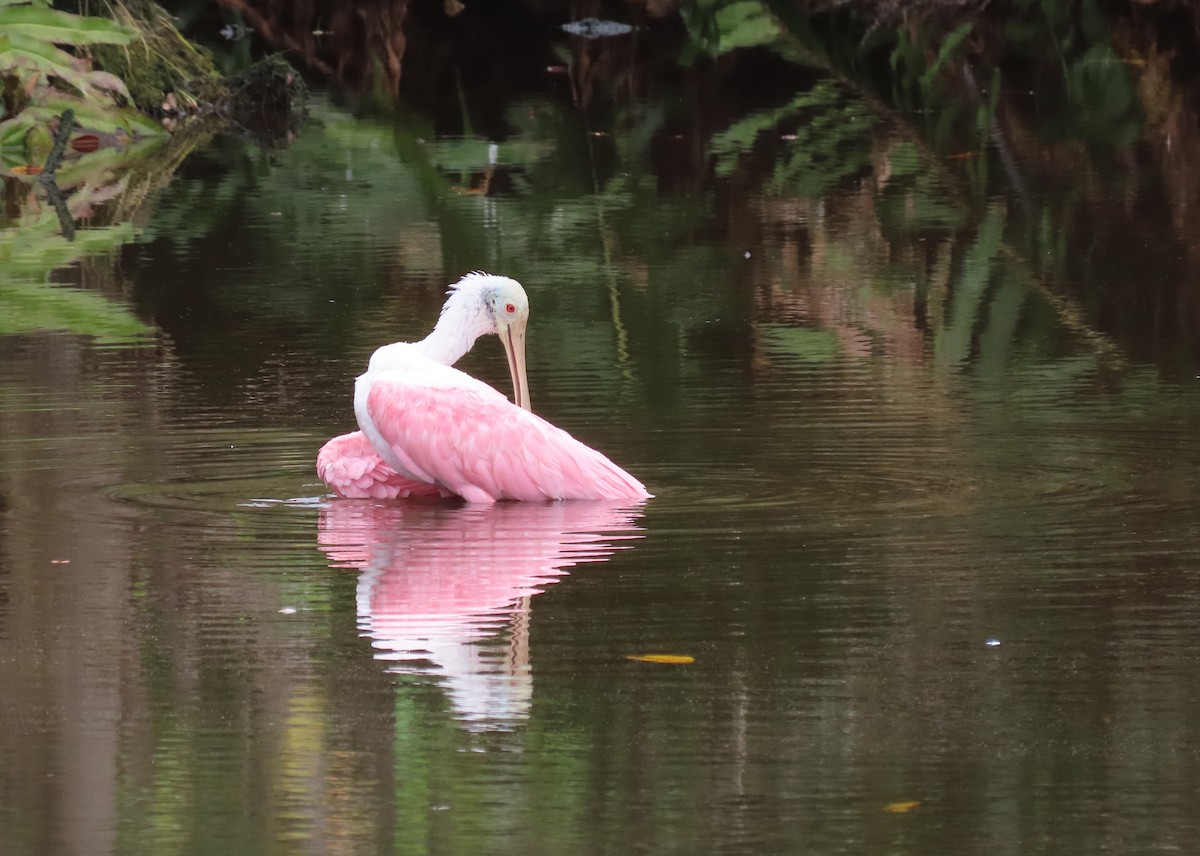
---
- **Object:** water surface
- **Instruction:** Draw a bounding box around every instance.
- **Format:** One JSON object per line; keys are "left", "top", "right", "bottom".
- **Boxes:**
{"left": 3, "top": 49, "right": 1200, "bottom": 856}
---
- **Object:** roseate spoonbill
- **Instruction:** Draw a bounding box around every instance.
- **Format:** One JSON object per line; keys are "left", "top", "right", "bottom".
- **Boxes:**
{"left": 317, "top": 272, "right": 651, "bottom": 503}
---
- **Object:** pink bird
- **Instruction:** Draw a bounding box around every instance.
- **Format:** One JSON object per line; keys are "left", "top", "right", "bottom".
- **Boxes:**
{"left": 317, "top": 272, "right": 651, "bottom": 503}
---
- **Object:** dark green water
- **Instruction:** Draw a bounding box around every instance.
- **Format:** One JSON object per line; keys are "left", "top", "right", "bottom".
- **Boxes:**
{"left": 3, "top": 77, "right": 1200, "bottom": 856}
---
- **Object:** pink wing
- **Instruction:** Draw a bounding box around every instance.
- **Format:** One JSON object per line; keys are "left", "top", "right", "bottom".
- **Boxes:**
{"left": 317, "top": 430, "right": 446, "bottom": 499}
{"left": 365, "top": 378, "right": 651, "bottom": 503}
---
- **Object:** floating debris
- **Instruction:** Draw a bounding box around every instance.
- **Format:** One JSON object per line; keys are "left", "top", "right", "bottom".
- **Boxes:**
{"left": 627, "top": 653, "right": 695, "bottom": 664}
{"left": 561, "top": 18, "right": 635, "bottom": 39}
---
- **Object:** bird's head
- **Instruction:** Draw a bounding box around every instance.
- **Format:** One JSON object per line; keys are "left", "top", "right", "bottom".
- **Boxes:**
{"left": 446, "top": 272, "right": 532, "bottom": 411}
{"left": 479, "top": 276, "right": 529, "bottom": 334}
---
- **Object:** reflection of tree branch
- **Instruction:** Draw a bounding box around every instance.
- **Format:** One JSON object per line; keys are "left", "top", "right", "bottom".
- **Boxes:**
{"left": 958, "top": 72, "right": 1123, "bottom": 365}
{"left": 40, "top": 109, "right": 75, "bottom": 179}
{"left": 39, "top": 109, "right": 77, "bottom": 242}
{"left": 570, "top": 51, "right": 634, "bottom": 382}
{"left": 962, "top": 64, "right": 1032, "bottom": 219}
{"left": 39, "top": 180, "right": 76, "bottom": 243}
{"left": 1001, "top": 255, "right": 1127, "bottom": 368}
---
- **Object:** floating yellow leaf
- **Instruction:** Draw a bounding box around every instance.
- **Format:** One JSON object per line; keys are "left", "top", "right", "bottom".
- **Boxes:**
{"left": 627, "top": 654, "right": 695, "bottom": 664}
{"left": 884, "top": 801, "right": 921, "bottom": 813}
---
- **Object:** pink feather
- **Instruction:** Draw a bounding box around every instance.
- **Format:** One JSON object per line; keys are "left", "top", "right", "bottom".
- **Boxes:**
{"left": 364, "top": 379, "right": 648, "bottom": 502}
{"left": 317, "top": 431, "right": 445, "bottom": 499}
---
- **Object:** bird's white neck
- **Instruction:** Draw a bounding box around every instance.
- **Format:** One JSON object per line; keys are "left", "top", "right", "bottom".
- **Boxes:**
{"left": 413, "top": 287, "right": 492, "bottom": 366}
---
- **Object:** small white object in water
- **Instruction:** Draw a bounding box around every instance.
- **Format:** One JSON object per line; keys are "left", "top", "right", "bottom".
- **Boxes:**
{"left": 279, "top": 607, "right": 298, "bottom": 615}
{"left": 219, "top": 23, "right": 253, "bottom": 41}
{"left": 562, "top": 17, "right": 635, "bottom": 38}
{"left": 985, "top": 638, "right": 1001, "bottom": 647}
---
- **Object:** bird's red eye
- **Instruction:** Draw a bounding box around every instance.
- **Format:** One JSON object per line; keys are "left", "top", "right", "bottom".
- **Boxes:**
{"left": 506, "top": 303, "right": 516, "bottom": 314}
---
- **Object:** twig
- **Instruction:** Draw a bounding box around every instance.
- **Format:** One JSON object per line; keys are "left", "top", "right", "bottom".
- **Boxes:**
{"left": 39, "top": 108, "right": 75, "bottom": 180}
{"left": 39, "top": 109, "right": 77, "bottom": 241}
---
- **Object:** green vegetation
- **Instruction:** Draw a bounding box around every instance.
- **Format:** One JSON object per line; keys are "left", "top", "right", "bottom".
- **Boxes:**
{"left": 0, "top": 2, "right": 226, "bottom": 343}
{"left": 85, "top": 0, "right": 222, "bottom": 114}
{"left": 0, "top": 0, "right": 1190, "bottom": 373}
{"left": 0, "top": 165, "right": 154, "bottom": 342}
{"left": 0, "top": 0, "right": 132, "bottom": 107}
{"left": 0, "top": 0, "right": 164, "bottom": 161}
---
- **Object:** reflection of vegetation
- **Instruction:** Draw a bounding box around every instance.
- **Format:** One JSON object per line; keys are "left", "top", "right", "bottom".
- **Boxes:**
{"left": 759, "top": 324, "right": 840, "bottom": 362}
{"left": 936, "top": 202, "right": 1004, "bottom": 369}
{"left": 0, "top": 1, "right": 174, "bottom": 338}
{"left": 1, "top": 198, "right": 131, "bottom": 269}
{"left": 1002, "top": 0, "right": 1141, "bottom": 147}
{"left": 711, "top": 79, "right": 876, "bottom": 199}
{"left": 0, "top": 95, "right": 166, "bottom": 168}
{"left": 2, "top": 0, "right": 1180, "bottom": 379}
{"left": 0, "top": 191, "right": 153, "bottom": 341}
{"left": 0, "top": 0, "right": 161, "bottom": 166}
{"left": 874, "top": 142, "right": 965, "bottom": 233}
{"left": 679, "top": 0, "right": 782, "bottom": 59}
{"left": 0, "top": 277, "right": 152, "bottom": 342}
{"left": 0, "top": 103, "right": 213, "bottom": 345}
{"left": 885, "top": 19, "right": 974, "bottom": 107}
{"left": 746, "top": 0, "right": 1179, "bottom": 374}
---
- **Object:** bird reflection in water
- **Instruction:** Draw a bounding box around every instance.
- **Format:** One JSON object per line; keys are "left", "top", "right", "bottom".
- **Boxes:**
{"left": 317, "top": 500, "right": 644, "bottom": 728}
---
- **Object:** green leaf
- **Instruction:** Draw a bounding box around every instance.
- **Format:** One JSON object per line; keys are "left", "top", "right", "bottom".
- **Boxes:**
{"left": 0, "top": 5, "right": 134, "bottom": 46}
{"left": 0, "top": 25, "right": 134, "bottom": 105}
{"left": 84, "top": 70, "right": 131, "bottom": 102}
{"left": 0, "top": 31, "right": 110, "bottom": 100}
{"left": 0, "top": 116, "right": 28, "bottom": 150}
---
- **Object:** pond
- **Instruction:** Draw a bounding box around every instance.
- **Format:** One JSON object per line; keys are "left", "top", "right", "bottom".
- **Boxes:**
{"left": 3, "top": 12, "right": 1200, "bottom": 855}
